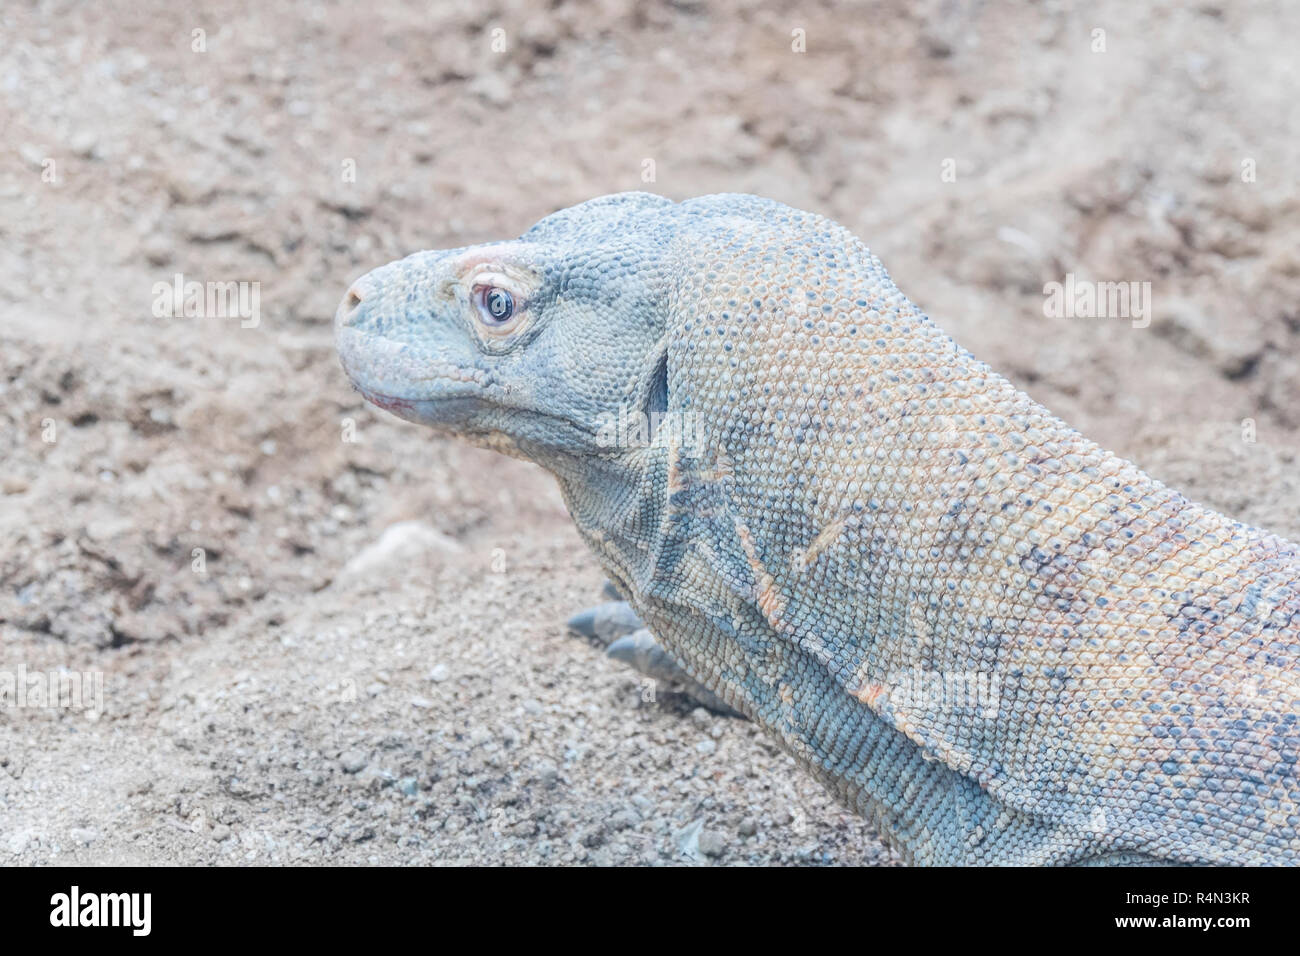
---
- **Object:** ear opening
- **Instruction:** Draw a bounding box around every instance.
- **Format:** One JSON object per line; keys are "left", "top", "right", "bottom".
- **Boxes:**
{"left": 643, "top": 351, "right": 669, "bottom": 439}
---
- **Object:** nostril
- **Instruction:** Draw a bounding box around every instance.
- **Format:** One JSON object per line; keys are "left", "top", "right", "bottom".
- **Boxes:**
{"left": 337, "top": 280, "right": 371, "bottom": 328}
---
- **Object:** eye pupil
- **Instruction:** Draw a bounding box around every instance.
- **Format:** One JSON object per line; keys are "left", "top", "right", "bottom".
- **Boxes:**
{"left": 486, "top": 288, "right": 513, "bottom": 321}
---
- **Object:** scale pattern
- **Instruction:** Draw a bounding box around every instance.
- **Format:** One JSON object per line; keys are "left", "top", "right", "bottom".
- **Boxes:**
{"left": 337, "top": 193, "right": 1300, "bottom": 865}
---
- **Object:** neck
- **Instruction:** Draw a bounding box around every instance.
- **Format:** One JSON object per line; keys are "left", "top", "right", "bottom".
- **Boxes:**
{"left": 549, "top": 447, "right": 671, "bottom": 598}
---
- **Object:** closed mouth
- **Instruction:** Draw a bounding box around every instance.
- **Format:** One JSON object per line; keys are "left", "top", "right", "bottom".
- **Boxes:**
{"left": 353, "top": 385, "right": 418, "bottom": 414}
{"left": 336, "top": 326, "right": 489, "bottom": 411}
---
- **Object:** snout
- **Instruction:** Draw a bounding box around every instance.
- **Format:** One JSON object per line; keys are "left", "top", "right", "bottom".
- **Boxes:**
{"left": 333, "top": 255, "right": 493, "bottom": 431}
{"left": 335, "top": 272, "right": 377, "bottom": 332}
{"left": 334, "top": 268, "right": 390, "bottom": 400}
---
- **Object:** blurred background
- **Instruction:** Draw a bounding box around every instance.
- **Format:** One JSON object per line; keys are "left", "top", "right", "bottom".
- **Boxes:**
{"left": 1, "top": 0, "right": 1298, "bottom": 864}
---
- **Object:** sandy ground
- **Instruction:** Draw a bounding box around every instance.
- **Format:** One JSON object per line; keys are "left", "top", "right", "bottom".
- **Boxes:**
{"left": 1, "top": 0, "right": 1298, "bottom": 865}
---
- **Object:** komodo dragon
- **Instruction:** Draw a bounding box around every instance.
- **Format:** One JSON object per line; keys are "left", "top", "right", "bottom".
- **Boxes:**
{"left": 334, "top": 192, "right": 1300, "bottom": 865}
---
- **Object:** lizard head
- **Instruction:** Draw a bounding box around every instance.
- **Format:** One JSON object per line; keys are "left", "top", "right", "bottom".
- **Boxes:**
{"left": 335, "top": 192, "right": 677, "bottom": 468}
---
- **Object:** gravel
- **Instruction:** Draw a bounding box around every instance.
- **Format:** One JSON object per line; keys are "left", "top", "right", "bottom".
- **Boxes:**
{"left": 2, "top": 0, "right": 1296, "bottom": 867}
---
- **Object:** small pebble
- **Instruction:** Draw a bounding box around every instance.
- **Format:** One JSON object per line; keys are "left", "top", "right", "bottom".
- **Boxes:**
{"left": 67, "top": 827, "right": 98, "bottom": 846}
{"left": 339, "top": 751, "right": 368, "bottom": 774}
{"left": 698, "top": 829, "right": 727, "bottom": 858}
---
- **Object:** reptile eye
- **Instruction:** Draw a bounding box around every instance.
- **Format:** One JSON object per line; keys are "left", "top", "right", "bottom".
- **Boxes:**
{"left": 477, "top": 287, "right": 514, "bottom": 325}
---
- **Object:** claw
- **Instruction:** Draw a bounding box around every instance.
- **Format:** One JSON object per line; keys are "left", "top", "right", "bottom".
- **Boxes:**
{"left": 605, "top": 628, "right": 687, "bottom": 683}
{"left": 567, "top": 600, "right": 644, "bottom": 645}
{"left": 607, "top": 628, "right": 742, "bottom": 718}
{"left": 568, "top": 598, "right": 742, "bottom": 717}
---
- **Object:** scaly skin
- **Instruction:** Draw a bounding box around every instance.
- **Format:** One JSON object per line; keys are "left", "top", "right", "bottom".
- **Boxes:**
{"left": 335, "top": 193, "right": 1300, "bottom": 865}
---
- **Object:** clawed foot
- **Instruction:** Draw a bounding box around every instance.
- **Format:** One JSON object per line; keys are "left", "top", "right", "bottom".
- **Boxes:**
{"left": 568, "top": 588, "right": 741, "bottom": 717}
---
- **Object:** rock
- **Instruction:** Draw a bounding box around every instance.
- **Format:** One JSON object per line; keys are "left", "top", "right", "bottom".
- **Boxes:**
{"left": 18, "top": 144, "right": 44, "bottom": 169}
{"left": 211, "top": 824, "right": 232, "bottom": 842}
{"left": 355, "top": 767, "right": 394, "bottom": 792}
{"left": 467, "top": 71, "right": 512, "bottom": 107}
{"left": 630, "top": 794, "right": 654, "bottom": 815}
{"left": 533, "top": 759, "right": 560, "bottom": 788}
{"left": 339, "top": 750, "right": 368, "bottom": 774}
{"left": 697, "top": 828, "right": 727, "bottom": 858}
{"left": 1154, "top": 297, "right": 1261, "bottom": 378}
{"left": 69, "top": 131, "right": 98, "bottom": 158}
{"left": 738, "top": 817, "right": 758, "bottom": 838}
{"left": 608, "top": 808, "right": 640, "bottom": 831}
{"left": 339, "top": 521, "right": 463, "bottom": 580}
{"left": 397, "top": 777, "right": 419, "bottom": 797}
{"left": 6, "top": 831, "right": 31, "bottom": 855}
{"left": 673, "top": 818, "right": 704, "bottom": 860}
{"left": 67, "top": 827, "right": 98, "bottom": 846}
